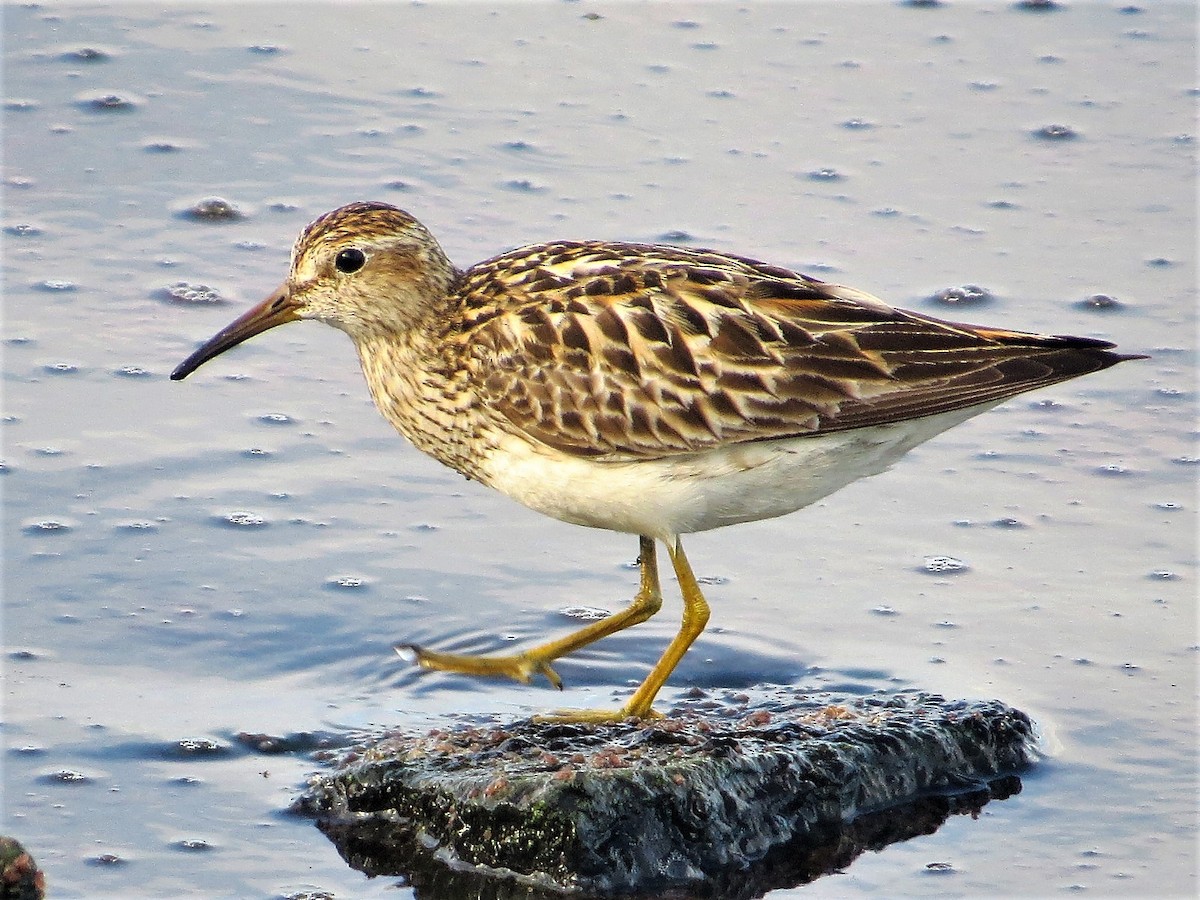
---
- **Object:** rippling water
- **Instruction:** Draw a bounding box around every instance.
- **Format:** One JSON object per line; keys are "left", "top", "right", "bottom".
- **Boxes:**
{"left": 4, "top": 3, "right": 1195, "bottom": 897}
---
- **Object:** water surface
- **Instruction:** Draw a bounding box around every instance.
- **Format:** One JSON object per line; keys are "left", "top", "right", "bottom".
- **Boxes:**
{"left": 3, "top": 3, "right": 1195, "bottom": 897}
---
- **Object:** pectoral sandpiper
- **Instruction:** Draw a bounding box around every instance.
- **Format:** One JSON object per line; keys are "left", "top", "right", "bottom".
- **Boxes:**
{"left": 172, "top": 201, "right": 1140, "bottom": 720}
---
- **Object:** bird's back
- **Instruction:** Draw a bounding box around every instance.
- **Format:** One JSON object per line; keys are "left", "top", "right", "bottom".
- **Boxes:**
{"left": 446, "top": 240, "right": 1136, "bottom": 463}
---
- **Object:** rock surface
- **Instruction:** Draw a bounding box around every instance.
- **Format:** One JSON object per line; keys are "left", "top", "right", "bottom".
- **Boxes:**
{"left": 298, "top": 690, "right": 1035, "bottom": 897}
{"left": 0, "top": 836, "right": 45, "bottom": 900}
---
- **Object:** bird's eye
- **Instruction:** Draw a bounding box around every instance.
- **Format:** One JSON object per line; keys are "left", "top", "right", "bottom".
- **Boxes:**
{"left": 335, "top": 247, "right": 366, "bottom": 274}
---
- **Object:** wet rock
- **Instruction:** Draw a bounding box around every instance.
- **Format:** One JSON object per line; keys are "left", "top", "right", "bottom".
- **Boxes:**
{"left": 0, "top": 836, "right": 45, "bottom": 900}
{"left": 297, "top": 691, "right": 1034, "bottom": 897}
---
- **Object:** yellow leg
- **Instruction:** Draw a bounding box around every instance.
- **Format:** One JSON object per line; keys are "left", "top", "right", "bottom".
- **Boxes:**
{"left": 620, "top": 538, "right": 710, "bottom": 719}
{"left": 537, "top": 537, "right": 711, "bottom": 723}
{"left": 405, "top": 536, "right": 663, "bottom": 691}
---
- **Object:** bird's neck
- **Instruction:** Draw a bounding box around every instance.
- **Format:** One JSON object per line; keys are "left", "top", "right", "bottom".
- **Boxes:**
{"left": 352, "top": 312, "right": 488, "bottom": 480}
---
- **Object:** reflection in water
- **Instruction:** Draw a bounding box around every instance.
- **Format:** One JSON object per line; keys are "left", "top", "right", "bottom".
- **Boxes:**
{"left": 319, "top": 777, "right": 1022, "bottom": 900}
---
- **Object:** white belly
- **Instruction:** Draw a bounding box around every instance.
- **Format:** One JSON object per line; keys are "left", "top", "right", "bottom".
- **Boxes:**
{"left": 477, "top": 404, "right": 1000, "bottom": 543}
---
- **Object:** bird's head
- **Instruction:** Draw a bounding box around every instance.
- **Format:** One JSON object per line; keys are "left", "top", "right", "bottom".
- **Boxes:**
{"left": 170, "top": 201, "right": 457, "bottom": 380}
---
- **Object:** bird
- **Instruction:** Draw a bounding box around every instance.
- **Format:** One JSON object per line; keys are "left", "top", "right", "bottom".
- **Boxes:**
{"left": 171, "top": 201, "right": 1141, "bottom": 721}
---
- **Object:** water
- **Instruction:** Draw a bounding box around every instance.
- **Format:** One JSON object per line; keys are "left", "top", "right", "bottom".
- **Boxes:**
{"left": 3, "top": 2, "right": 1195, "bottom": 897}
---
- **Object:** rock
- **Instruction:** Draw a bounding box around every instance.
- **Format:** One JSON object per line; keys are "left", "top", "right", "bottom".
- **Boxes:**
{"left": 0, "top": 836, "right": 45, "bottom": 900}
{"left": 296, "top": 690, "right": 1034, "bottom": 897}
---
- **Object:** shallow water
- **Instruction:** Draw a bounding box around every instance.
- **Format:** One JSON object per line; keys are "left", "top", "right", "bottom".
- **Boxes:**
{"left": 3, "top": 2, "right": 1196, "bottom": 897}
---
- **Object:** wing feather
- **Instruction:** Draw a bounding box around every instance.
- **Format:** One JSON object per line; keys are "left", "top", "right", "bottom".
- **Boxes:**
{"left": 454, "top": 241, "right": 1130, "bottom": 460}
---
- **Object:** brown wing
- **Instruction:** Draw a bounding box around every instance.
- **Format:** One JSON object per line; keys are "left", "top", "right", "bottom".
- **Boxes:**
{"left": 453, "top": 241, "right": 1134, "bottom": 460}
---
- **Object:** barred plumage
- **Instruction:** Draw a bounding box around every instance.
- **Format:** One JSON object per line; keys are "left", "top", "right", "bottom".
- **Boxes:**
{"left": 171, "top": 201, "right": 1141, "bottom": 720}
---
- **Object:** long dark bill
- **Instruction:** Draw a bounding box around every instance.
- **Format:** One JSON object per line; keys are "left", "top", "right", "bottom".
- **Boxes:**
{"left": 170, "top": 283, "right": 299, "bottom": 380}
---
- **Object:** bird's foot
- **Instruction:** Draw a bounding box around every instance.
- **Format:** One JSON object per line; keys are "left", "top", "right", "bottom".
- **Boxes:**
{"left": 399, "top": 643, "right": 564, "bottom": 690}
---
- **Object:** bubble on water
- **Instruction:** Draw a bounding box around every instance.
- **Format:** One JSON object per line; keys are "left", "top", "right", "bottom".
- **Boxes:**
{"left": 61, "top": 46, "right": 113, "bottom": 62}
{"left": 242, "top": 448, "right": 273, "bottom": 459}
{"left": 501, "top": 178, "right": 547, "bottom": 193}
{"left": 88, "top": 853, "right": 126, "bottom": 867}
{"left": 257, "top": 413, "right": 293, "bottom": 425}
{"left": 75, "top": 90, "right": 143, "bottom": 111}
{"left": 114, "top": 365, "right": 151, "bottom": 378}
{"left": 659, "top": 230, "right": 695, "bottom": 243}
{"left": 559, "top": 606, "right": 612, "bottom": 621}
{"left": 157, "top": 281, "right": 228, "bottom": 305}
{"left": 43, "top": 362, "right": 79, "bottom": 375}
{"left": 215, "top": 511, "right": 267, "bottom": 528}
{"left": 1032, "top": 123, "right": 1078, "bottom": 141}
{"left": 34, "top": 279, "right": 77, "bottom": 292}
{"left": 5, "top": 222, "right": 43, "bottom": 237}
{"left": 1076, "top": 293, "right": 1124, "bottom": 311}
{"left": 43, "top": 769, "right": 91, "bottom": 783}
{"left": 326, "top": 576, "right": 367, "bottom": 590}
{"left": 871, "top": 606, "right": 899, "bottom": 616}
{"left": 1148, "top": 570, "right": 1179, "bottom": 581}
{"left": 173, "top": 839, "right": 213, "bottom": 852}
{"left": 144, "top": 140, "right": 185, "bottom": 153}
{"left": 928, "top": 284, "right": 995, "bottom": 307}
{"left": 805, "top": 167, "right": 845, "bottom": 182}
{"left": 180, "top": 197, "right": 245, "bottom": 222}
{"left": 115, "top": 520, "right": 157, "bottom": 533}
{"left": 924, "top": 861, "right": 957, "bottom": 874}
{"left": 921, "top": 555, "right": 969, "bottom": 574}
{"left": 23, "top": 520, "right": 73, "bottom": 535}
{"left": 1095, "top": 464, "right": 1131, "bottom": 477}
{"left": 1153, "top": 501, "right": 1183, "bottom": 511}
{"left": 991, "top": 517, "right": 1027, "bottom": 529}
